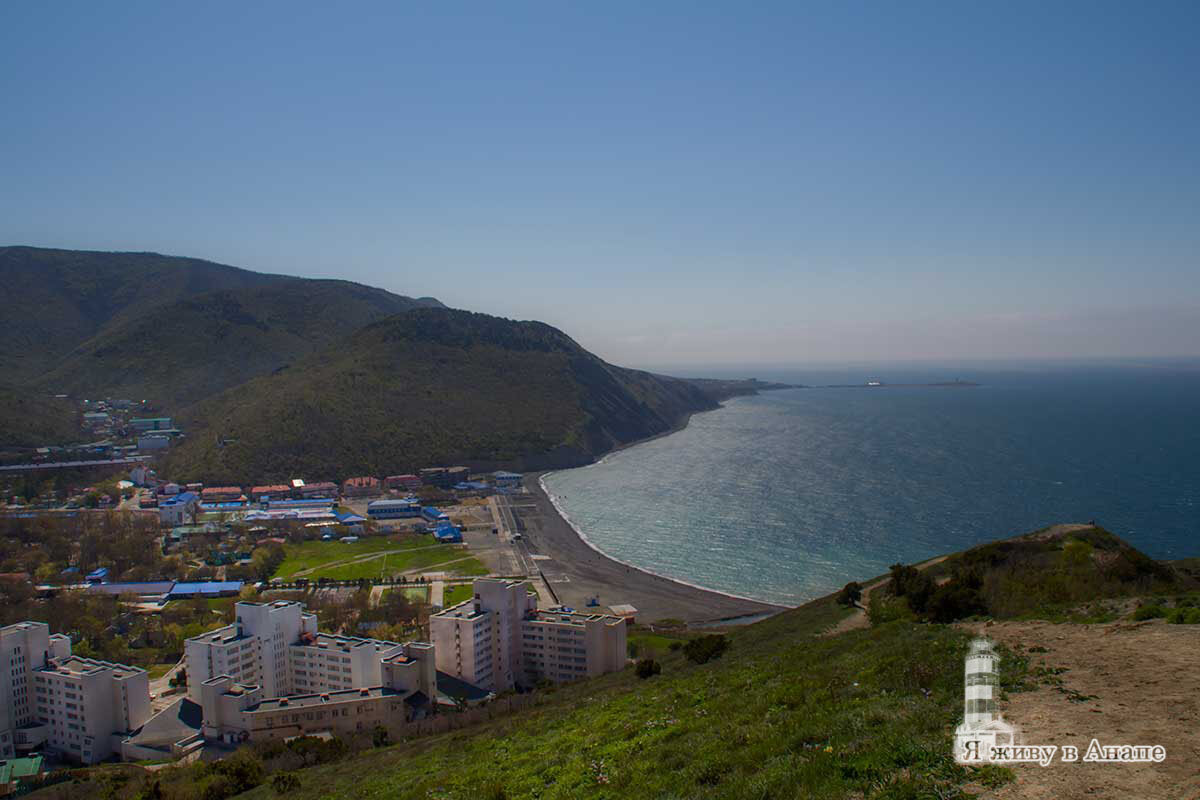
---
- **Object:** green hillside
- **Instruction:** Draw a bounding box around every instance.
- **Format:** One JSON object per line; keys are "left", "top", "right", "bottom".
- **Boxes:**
{"left": 163, "top": 308, "right": 720, "bottom": 483}
{"left": 875, "top": 524, "right": 1194, "bottom": 624}
{"left": 0, "top": 247, "right": 281, "bottom": 382}
{"left": 0, "top": 247, "right": 441, "bottom": 403}
{"left": 36, "top": 279, "right": 441, "bottom": 409}
{"left": 0, "top": 387, "right": 78, "bottom": 448}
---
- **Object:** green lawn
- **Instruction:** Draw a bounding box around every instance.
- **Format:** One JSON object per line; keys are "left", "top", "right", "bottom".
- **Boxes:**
{"left": 274, "top": 535, "right": 490, "bottom": 581}
{"left": 146, "top": 663, "right": 176, "bottom": 680}
{"left": 275, "top": 536, "right": 447, "bottom": 578}
{"left": 382, "top": 586, "right": 430, "bottom": 604}
{"left": 312, "top": 549, "right": 490, "bottom": 581}
{"left": 441, "top": 582, "right": 475, "bottom": 607}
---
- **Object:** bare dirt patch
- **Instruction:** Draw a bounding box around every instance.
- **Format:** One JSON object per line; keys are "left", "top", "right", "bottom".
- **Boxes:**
{"left": 960, "top": 619, "right": 1200, "bottom": 800}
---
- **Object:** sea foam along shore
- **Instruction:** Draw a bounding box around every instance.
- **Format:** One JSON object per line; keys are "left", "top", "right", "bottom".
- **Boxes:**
{"left": 537, "top": 462, "right": 792, "bottom": 613}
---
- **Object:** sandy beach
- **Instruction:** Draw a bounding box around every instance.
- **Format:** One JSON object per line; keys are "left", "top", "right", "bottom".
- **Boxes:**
{"left": 515, "top": 474, "right": 784, "bottom": 625}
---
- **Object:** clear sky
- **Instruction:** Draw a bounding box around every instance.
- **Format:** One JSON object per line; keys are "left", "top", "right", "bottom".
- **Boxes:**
{"left": 3, "top": 1, "right": 1198, "bottom": 369}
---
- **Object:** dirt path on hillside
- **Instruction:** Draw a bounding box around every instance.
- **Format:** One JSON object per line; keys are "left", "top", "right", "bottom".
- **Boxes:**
{"left": 823, "top": 554, "right": 950, "bottom": 636}
{"left": 960, "top": 619, "right": 1200, "bottom": 800}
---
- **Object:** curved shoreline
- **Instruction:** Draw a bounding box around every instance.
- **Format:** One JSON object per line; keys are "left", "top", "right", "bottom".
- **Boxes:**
{"left": 537, "top": 472, "right": 787, "bottom": 609}
{"left": 514, "top": 399, "right": 786, "bottom": 624}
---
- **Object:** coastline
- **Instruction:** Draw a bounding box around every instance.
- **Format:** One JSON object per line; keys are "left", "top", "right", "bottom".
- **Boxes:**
{"left": 515, "top": 400, "right": 788, "bottom": 625}
{"left": 537, "top": 472, "right": 781, "bottom": 609}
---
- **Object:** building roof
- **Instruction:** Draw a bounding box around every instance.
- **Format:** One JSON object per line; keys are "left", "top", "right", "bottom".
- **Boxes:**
{"left": 367, "top": 498, "right": 419, "bottom": 508}
{"left": 0, "top": 755, "right": 44, "bottom": 784}
{"left": 343, "top": 476, "right": 381, "bottom": 487}
{"left": 85, "top": 581, "right": 175, "bottom": 596}
{"left": 250, "top": 686, "right": 404, "bottom": 711}
{"left": 187, "top": 623, "right": 248, "bottom": 646}
{"left": 123, "top": 698, "right": 202, "bottom": 749}
{"left": 170, "top": 581, "right": 243, "bottom": 597}
{"left": 38, "top": 655, "right": 144, "bottom": 680}
{"left": 435, "top": 670, "right": 492, "bottom": 703}
{"left": 293, "top": 631, "right": 402, "bottom": 653}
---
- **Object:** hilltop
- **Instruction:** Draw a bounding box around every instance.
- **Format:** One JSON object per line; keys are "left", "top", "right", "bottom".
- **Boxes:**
{"left": 162, "top": 308, "right": 724, "bottom": 483}
{"left": 0, "top": 246, "right": 442, "bottom": 406}
{"left": 35, "top": 279, "right": 442, "bottom": 410}
{"left": 35, "top": 523, "right": 1199, "bottom": 800}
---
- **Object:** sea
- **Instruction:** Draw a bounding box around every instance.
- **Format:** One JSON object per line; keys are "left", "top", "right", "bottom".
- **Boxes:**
{"left": 542, "top": 361, "right": 1200, "bottom": 607}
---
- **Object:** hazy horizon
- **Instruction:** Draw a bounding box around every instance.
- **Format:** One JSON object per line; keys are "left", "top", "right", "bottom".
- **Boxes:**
{"left": 4, "top": 2, "right": 1198, "bottom": 368}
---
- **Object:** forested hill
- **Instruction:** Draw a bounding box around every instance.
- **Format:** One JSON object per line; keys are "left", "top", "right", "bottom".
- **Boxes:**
{"left": 163, "top": 308, "right": 722, "bottom": 483}
{"left": 0, "top": 247, "right": 443, "bottom": 434}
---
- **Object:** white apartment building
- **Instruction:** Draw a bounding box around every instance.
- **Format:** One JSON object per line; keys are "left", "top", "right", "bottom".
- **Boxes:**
{"left": 199, "top": 642, "right": 436, "bottom": 745}
{"left": 0, "top": 622, "right": 150, "bottom": 764}
{"left": 520, "top": 609, "right": 628, "bottom": 683}
{"left": 185, "top": 600, "right": 318, "bottom": 701}
{"left": 186, "top": 602, "right": 420, "bottom": 701}
{"left": 430, "top": 579, "right": 628, "bottom": 691}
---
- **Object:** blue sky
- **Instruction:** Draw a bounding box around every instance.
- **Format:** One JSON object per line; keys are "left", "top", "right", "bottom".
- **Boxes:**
{"left": 3, "top": 1, "right": 1198, "bottom": 368}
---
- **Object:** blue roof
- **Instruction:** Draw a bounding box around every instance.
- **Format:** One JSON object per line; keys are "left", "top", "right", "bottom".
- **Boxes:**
{"left": 86, "top": 581, "right": 174, "bottom": 595}
{"left": 170, "top": 581, "right": 243, "bottom": 596}
{"left": 434, "top": 523, "right": 462, "bottom": 541}
{"left": 86, "top": 567, "right": 109, "bottom": 579}
{"left": 335, "top": 511, "right": 366, "bottom": 523}
{"left": 494, "top": 471, "right": 523, "bottom": 479}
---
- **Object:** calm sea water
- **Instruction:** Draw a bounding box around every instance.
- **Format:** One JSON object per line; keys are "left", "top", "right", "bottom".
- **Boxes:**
{"left": 543, "top": 362, "right": 1200, "bottom": 606}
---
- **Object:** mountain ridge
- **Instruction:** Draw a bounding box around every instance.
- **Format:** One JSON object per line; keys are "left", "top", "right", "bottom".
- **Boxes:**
{"left": 162, "top": 307, "right": 722, "bottom": 483}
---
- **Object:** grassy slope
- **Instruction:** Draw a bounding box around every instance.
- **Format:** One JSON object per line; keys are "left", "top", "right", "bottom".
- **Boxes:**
{"left": 238, "top": 599, "right": 996, "bottom": 800}
{"left": 163, "top": 309, "right": 719, "bottom": 483}
{"left": 232, "top": 526, "right": 1187, "bottom": 800}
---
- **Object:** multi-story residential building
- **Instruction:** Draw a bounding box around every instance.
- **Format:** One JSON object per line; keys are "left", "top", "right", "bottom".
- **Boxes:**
{"left": 430, "top": 579, "right": 628, "bottom": 692}
{"left": 198, "top": 642, "right": 436, "bottom": 745}
{"left": 520, "top": 609, "right": 628, "bottom": 684}
{"left": 186, "top": 602, "right": 432, "bottom": 704}
{"left": 289, "top": 633, "right": 406, "bottom": 695}
{"left": 158, "top": 491, "right": 198, "bottom": 526}
{"left": 185, "top": 601, "right": 317, "bottom": 701}
{"left": 0, "top": 622, "right": 150, "bottom": 764}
